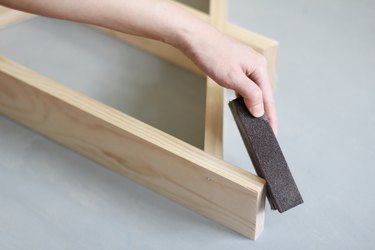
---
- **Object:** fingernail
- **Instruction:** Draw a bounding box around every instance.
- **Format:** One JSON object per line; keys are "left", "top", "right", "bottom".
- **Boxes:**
{"left": 250, "top": 104, "right": 264, "bottom": 117}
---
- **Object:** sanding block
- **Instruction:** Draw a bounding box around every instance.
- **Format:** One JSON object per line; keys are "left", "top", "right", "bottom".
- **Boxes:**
{"left": 229, "top": 97, "right": 303, "bottom": 212}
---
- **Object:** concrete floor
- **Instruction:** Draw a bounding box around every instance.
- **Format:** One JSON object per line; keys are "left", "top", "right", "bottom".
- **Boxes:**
{"left": 0, "top": 0, "right": 374, "bottom": 249}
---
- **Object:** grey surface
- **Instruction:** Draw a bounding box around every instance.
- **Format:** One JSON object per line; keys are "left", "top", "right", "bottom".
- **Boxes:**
{"left": 0, "top": 17, "right": 206, "bottom": 148}
{"left": 0, "top": 0, "right": 374, "bottom": 249}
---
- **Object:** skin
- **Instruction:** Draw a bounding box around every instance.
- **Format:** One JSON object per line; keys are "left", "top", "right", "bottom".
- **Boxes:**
{"left": 0, "top": 0, "right": 278, "bottom": 134}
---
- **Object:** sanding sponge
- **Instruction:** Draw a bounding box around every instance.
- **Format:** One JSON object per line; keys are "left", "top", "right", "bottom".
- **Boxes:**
{"left": 229, "top": 97, "right": 303, "bottom": 213}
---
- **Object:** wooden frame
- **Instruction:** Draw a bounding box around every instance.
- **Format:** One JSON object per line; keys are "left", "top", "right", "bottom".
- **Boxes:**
{"left": 0, "top": 0, "right": 278, "bottom": 240}
{"left": 94, "top": 0, "right": 279, "bottom": 158}
{"left": 0, "top": 56, "right": 266, "bottom": 240}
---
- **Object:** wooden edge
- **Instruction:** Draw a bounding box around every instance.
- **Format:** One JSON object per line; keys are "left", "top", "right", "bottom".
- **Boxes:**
{"left": 209, "top": 0, "right": 227, "bottom": 27}
{"left": 224, "top": 23, "right": 279, "bottom": 89}
{"left": 0, "top": 56, "right": 266, "bottom": 239}
{"left": 0, "top": 6, "right": 35, "bottom": 29}
{"left": 204, "top": 78, "right": 224, "bottom": 158}
{"left": 203, "top": 0, "right": 227, "bottom": 158}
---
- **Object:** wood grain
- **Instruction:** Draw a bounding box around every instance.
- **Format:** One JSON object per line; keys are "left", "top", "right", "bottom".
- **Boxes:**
{"left": 203, "top": 0, "right": 227, "bottom": 158}
{"left": 0, "top": 56, "right": 266, "bottom": 239}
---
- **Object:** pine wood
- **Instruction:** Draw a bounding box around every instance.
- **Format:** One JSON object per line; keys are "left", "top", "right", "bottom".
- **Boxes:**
{"left": 203, "top": 0, "right": 227, "bottom": 158}
{"left": 204, "top": 77, "right": 224, "bottom": 157}
{"left": 0, "top": 1, "right": 278, "bottom": 239}
{"left": 0, "top": 56, "right": 266, "bottom": 239}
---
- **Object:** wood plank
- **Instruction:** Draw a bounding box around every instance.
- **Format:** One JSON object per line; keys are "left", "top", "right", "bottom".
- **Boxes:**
{"left": 0, "top": 6, "right": 34, "bottom": 29}
{"left": 209, "top": 0, "right": 227, "bottom": 28}
{"left": 204, "top": 77, "right": 224, "bottom": 157}
{"left": 0, "top": 56, "right": 266, "bottom": 239}
{"left": 203, "top": 0, "right": 227, "bottom": 158}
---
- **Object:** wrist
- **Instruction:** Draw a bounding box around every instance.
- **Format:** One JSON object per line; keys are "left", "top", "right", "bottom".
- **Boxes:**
{"left": 172, "top": 20, "right": 220, "bottom": 61}
{"left": 154, "top": 2, "right": 217, "bottom": 54}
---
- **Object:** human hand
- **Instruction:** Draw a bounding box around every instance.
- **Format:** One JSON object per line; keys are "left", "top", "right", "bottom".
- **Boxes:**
{"left": 180, "top": 27, "right": 278, "bottom": 135}
{"left": 1, "top": 0, "right": 277, "bottom": 134}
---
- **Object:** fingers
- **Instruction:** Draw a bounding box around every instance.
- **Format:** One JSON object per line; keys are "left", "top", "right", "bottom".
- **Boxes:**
{"left": 234, "top": 73, "right": 265, "bottom": 117}
{"left": 265, "top": 101, "right": 278, "bottom": 136}
{"left": 262, "top": 87, "right": 278, "bottom": 136}
{"left": 232, "top": 57, "right": 278, "bottom": 135}
{"left": 249, "top": 59, "right": 278, "bottom": 136}
{"left": 263, "top": 86, "right": 278, "bottom": 136}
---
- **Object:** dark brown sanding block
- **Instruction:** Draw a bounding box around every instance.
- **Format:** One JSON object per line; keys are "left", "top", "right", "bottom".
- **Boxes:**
{"left": 229, "top": 97, "right": 303, "bottom": 213}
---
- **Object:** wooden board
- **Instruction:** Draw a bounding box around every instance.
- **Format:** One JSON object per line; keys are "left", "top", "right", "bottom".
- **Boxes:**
{"left": 0, "top": 1, "right": 277, "bottom": 239}
{"left": 203, "top": 0, "right": 227, "bottom": 158}
{"left": 0, "top": 56, "right": 266, "bottom": 239}
{"left": 0, "top": 4, "right": 279, "bottom": 160}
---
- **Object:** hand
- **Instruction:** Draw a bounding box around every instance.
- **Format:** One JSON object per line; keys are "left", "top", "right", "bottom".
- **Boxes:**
{"left": 1, "top": 0, "right": 278, "bottom": 135}
{"left": 180, "top": 27, "right": 278, "bottom": 135}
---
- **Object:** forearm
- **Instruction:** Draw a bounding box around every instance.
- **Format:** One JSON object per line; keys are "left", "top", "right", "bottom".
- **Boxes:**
{"left": 0, "top": 0, "right": 278, "bottom": 132}
{"left": 0, "top": 0, "right": 213, "bottom": 50}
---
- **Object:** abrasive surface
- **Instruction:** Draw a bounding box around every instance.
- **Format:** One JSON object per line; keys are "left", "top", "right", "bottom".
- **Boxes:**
{"left": 229, "top": 97, "right": 303, "bottom": 212}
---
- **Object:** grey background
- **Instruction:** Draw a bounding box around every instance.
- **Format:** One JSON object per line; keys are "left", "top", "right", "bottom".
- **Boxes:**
{"left": 0, "top": 0, "right": 374, "bottom": 249}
